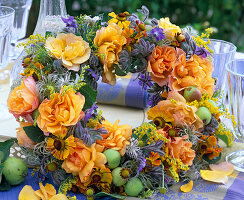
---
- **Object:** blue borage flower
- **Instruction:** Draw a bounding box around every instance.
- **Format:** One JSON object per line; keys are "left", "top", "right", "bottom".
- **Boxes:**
{"left": 150, "top": 28, "right": 165, "bottom": 42}
{"left": 61, "top": 16, "right": 77, "bottom": 28}
{"left": 138, "top": 73, "right": 154, "bottom": 90}
{"left": 195, "top": 46, "right": 212, "bottom": 58}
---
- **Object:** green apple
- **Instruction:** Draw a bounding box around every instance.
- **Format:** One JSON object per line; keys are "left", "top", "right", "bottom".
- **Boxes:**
{"left": 208, "top": 99, "right": 217, "bottom": 107}
{"left": 196, "top": 107, "right": 212, "bottom": 125}
{"left": 104, "top": 149, "right": 121, "bottom": 169}
{"left": 184, "top": 86, "right": 202, "bottom": 102}
{"left": 112, "top": 167, "right": 127, "bottom": 186}
{"left": 3, "top": 157, "right": 28, "bottom": 185}
{"left": 125, "top": 177, "right": 144, "bottom": 197}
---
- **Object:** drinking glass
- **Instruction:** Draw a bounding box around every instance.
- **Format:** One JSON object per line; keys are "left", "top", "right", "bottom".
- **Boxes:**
{"left": 0, "top": 0, "right": 33, "bottom": 59}
{"left": 226, "top": 59, "right": 244, "bottom": 172}
{"left": 207, "top": 39, "right": 236, "bottom": 96}
{"left": 0, "top": 6, "right": 15, "bottom": 121}
{"left": 0, "top": 6, "right": 15, "bottom": 70}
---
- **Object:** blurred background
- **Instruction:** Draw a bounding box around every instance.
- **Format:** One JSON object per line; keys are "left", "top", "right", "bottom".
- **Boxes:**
{"left": 26, "top": 0, "right": 244, "bottom": 51}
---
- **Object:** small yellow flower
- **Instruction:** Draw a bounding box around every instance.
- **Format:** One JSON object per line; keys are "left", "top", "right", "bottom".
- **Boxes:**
{"left": 158, "top": 17, "right": 181, "bottom": 40}
{"left": 46, "top": 135, "right": 76, "bottom": 160}
{"left": 147, "top": 152, "right": 161, "bottom": 167}
{"left": 20, "top": 68, "right": 40, "bottom": 80}
{"left": 108, "top": 12, "right": 131, "bottom": 29}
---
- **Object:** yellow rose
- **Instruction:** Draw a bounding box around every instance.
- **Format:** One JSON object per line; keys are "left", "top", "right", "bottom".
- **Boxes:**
{"left": 158, "top": 17, "right": 182, "bottom": 40}
{"left": 37, "top": 89, "right": 85, "bottom": 135}
{"left": 45, "top": 33, "right": 91, "bottom": 71}
{"left": 94, "top": 23, "right": 126, "bottom": 85}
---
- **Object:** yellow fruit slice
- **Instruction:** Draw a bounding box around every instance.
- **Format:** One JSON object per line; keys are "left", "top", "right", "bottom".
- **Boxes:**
{"left": 209, "top": 162, "right": 234, "bottom": 176}
{"left": 200, "top": 170, "right": 228, "bottom": 184}
{"left": 180, "top": 180, "right": 193, "bottom": 193}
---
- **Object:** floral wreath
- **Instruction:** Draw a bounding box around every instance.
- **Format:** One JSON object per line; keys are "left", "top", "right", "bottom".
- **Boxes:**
{"left": 7, "top": 6, "right": 236, "bottom": 199}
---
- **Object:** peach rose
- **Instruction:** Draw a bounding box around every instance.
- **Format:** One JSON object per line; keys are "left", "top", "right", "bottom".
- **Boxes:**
{"left": 17, "top": 122, "right": 36, "bottom": 149}
{"left": 168, "top": 135, "right": 195, "bottom": 166}
{"left": 62, "top": 140, "right": 107, "bottom": 183}
{"left": 95, "top": 119, "right": 132, "bottom": 156}
{"left": 94, "top": 23, "right": 126, "bottom": 85}
{"left": 7, "top": 76, "right": 39, "bottom": 118}
{"left": 147, "top": 45, "right": 177, "bottom": 86}
{"left": 170, "top": 52, "right": 215, "bottom": 96}
{"left": 147, "top": 91, "right": 203, "bottom": 130}
{"left": 45, "top": 33, "right": 91, "bottom": 71}
{"left": 158, "top": 17, "right": 182, "bottom": 40}
{"left": 37, "top": 89, "right": 85, "bottom": 135}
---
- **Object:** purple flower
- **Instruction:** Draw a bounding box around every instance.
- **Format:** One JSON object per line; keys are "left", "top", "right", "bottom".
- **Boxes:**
{"left": 61, "top": 16, "right": 77, "bottom": 28}
{"left": 138, "top": 157, "right": 147, "bottom": 172}
{"left": 84, "top": 104, "right": 98, "bottom": 122}
{"left": 150, "top": 28, "right": 165, "bottom": 41}
{"left": 138, "top": 73, "right": 154, "bottom": 90}
{"left": 147, "top": 93, "right": 163, "bottom": 107}
{"left": 195, "top": 46, "right": 212, "bottom": 58}
{"left": 86, "top": 68, "right": 100, "bottom": 81}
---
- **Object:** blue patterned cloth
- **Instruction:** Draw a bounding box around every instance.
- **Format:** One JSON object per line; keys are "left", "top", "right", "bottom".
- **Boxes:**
{"left": 97, "top": 75, "right": 148, "bottom": 109}
{"left": 1, "top": 169, "right": 244, "bottom": 200}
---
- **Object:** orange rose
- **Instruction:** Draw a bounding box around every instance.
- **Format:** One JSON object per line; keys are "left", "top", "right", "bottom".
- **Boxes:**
{"left": 168, "top": 135, "right": 195, "bottom": 166}
{"left": 170, "top": 52, "right": 215, "bottom": 96}
{"left": 94, "top": 23, "right": 126, "bottom": 85}
{"left": 7, "top": 76, "right": 39, "bottom": 118}
{"left": 95, "top": 119, "right": 132, "bottom": 156}
{"left": 147, "top": 91, "right": 203, "bottom": 130}
{"left": 62, "top": 140, "right": 107, "bottom": 183}
{"left": 147, "top": 46, "right": 177, "bottom": 86}
{"left": 17, "top": 122, "right": 36, "bottom": 149}
{"left": 37, "top": 89, "right": 85, "bottom": 135}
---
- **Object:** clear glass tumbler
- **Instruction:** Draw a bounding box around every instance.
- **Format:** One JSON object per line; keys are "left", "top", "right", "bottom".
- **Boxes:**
{"left": 0, "top": 6, "right": 15, "bottom": 70}
{"left": 207, "top": 39, "right": 236, "bottom": 95}
{"left": 0, "top": 0, "right": 33, "bottom": 59}
{"left": 226, "top": 59, "right": 244, "bottom": 172}
{"left": 0, "top": 6, "right": 14, "bottom": 121}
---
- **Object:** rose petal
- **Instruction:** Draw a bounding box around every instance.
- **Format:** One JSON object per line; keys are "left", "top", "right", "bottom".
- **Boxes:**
{"left": 19, "top": 185, "right": 41, "bottom": 200}
{"left": 49, "top": 194, "right": 69, "bottom": 200}
{"left": 209, "top": 162, "right": 234, "bottom": 176}
{"left": 180, "top": 180, "right": 193, "bottom": 193}
{"left": 200, "top": 170, "right": 228, "bottom": 184}
{"left": 44, "top": 183, "right": 56, "bottom": 196}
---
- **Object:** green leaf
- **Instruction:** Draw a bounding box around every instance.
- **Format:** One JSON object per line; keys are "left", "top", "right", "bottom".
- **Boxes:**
{"left": 215, "top": 134, "right": 232, "bottom": 147}
{"left": 0, "top": 175, "right": 11, "bottom": 191}
{"left": 45, "top": 31, "right": 52, "bottom": 37}
{"left": 203, "top": 152, "right": 222, "bottom": 164}
{"left": 95, "top": 192, "right": 126, "bottom": 199}
{"left": 0, "top": 139, "right": 15, "bottom": 163}
{"left": 78, "top": 84, "right": 97, "bottom": 111}
{"left": 0, "top": 164, "right": 3, "bottom": 184}
{"left": 23, "top": 126, "right": 45, "bottom": 143}
{"left": 115, "top": 65, "right": 128, "bottom": 76}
